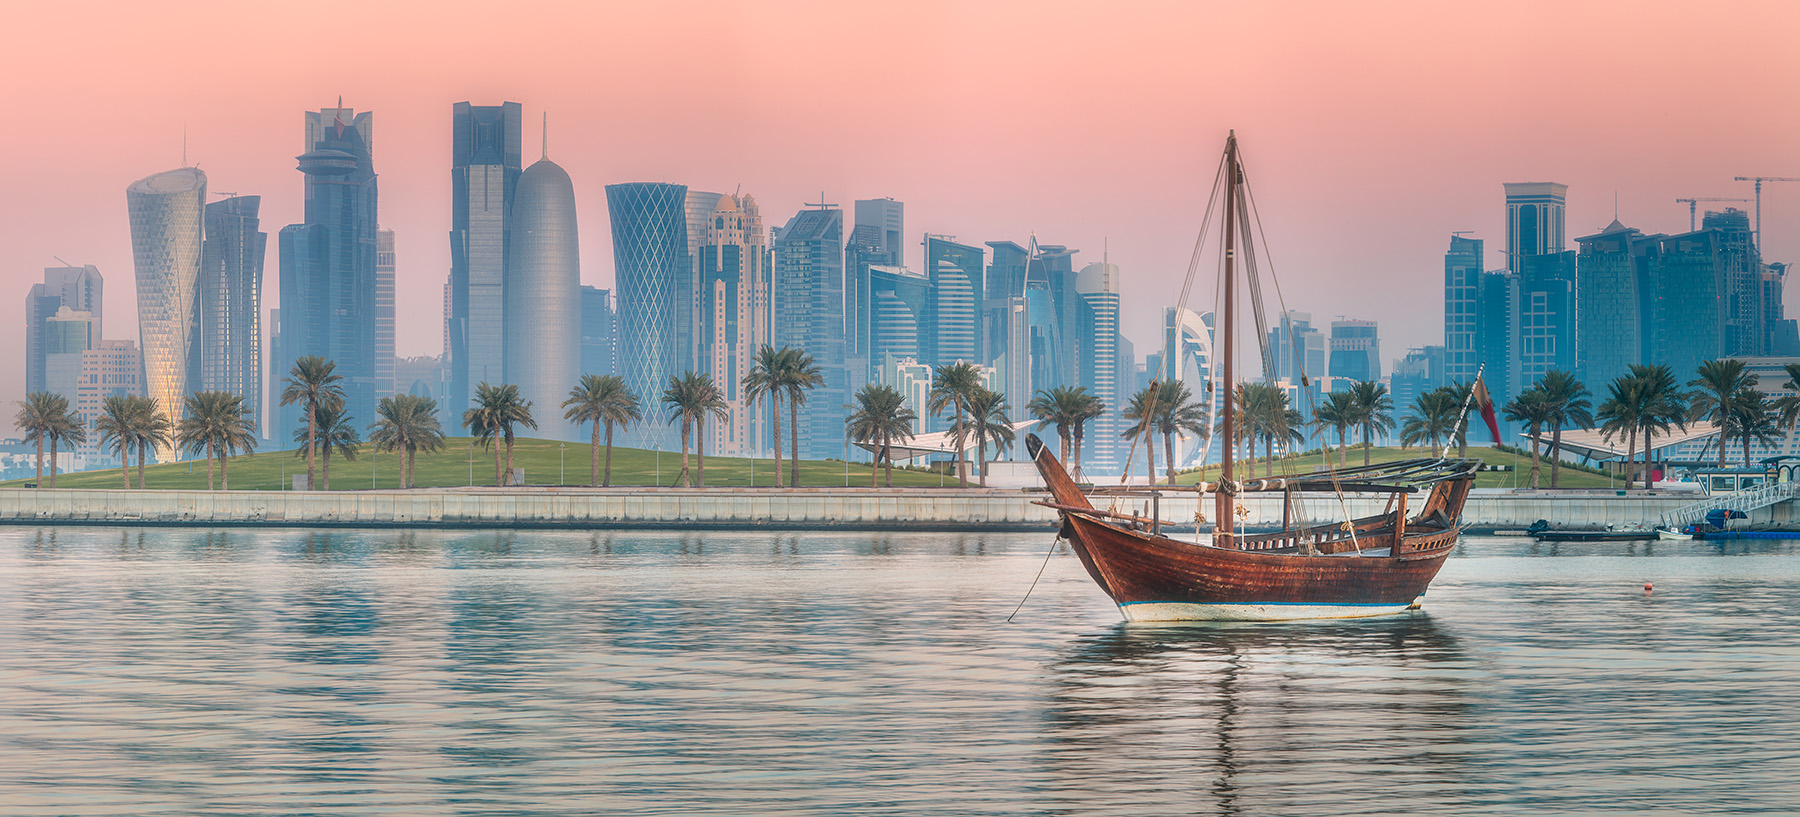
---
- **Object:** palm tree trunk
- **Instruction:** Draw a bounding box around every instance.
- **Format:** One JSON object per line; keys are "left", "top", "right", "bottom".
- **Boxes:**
{"left": 1165, "top": 430, "right": 1177, "bottom": 485}
{"left": 494, "top": 436, "right": 504, "bottom": 486}
{"left": 1625, "top": 428, "right": 1638, "bottom": 489}
{"left": 1339, "top": 428, "right": 1347, "bottom": 467}
{"left": 1059, "top": 429, "right": 1071, "bottom": 464}
{"left": 48, "top": 437, "right": 57, "bottom": 489}
{"left": 953, "top": 406, "right": 967, "bottom": 486}
{"left": 770, "top": 392, "right": 784, "bottom": 489}
{"left": 322, "top": 449, "right": 332, "bottom": 491}
{"left": 977, "top": 435, "right": 988, "bottom": 487}
{"left": 1642, "top": 428, "right": 1655, "bottom": 488}
{"left": 678, "top": 417, "right": 693, "bottom": 487}
{"left": 1265, "top": 435, "right": 1274, "bottom": 480}
{"left": 1549, "top": 423, "right": 1563, "bottom": 489}
{"left": 1362, "top": 423, "right": 1373, "bottom": 467}
{"left": 603, "top": 423, "right": 615, "bottom": 487}
{"left": 789, "top": 399, "right": 801, "bottom": 488}
{"left": 33, "top": 437, "right": 43, "bottom": 488}
{"left": 137, "top": 441, "right": 148, "bottom": 489}
{"left": 696, "top": 418, "right": 707, "bottom": 488}
{"left": 882, "top": 438, "right": 894, "bottom": 488}
{"left": 221, "top": 446, "right": 230, "bottom": 491}
{"left": 1718, "top": 396, "right": 1730, "bottom": 469}
{"left": 404, "top": 447, "right": 414, "bottom": 489}
{"left": 306, "top": 407, "right": 318, "bottom": 490}
{"left": 505, "top": 430, "right": 516, "bottom": 483}
{"left": 1143, "top": 430, "right": 1157, "bottom": 484}
{"left": 121, "top": 446, "right": 131, "bottom": 488}
{"left": 1527, "top": 426, "right": 1542, "bottom": 489}
{"left": 590, "top": 420, "right": 601, "bottom": 487}
{"left": 872, "top": 432, "right": 882, "bottom": 488}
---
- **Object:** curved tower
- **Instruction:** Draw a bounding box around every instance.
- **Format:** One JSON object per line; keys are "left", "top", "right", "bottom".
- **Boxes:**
{"left": 127, "top": 167, "right": 207, "bottom": 453}
{"left": 506, "top": 156, "right": 580, "bottom": 441}
{"left": 606, "top": 182, "right": 689, "bottom": 445}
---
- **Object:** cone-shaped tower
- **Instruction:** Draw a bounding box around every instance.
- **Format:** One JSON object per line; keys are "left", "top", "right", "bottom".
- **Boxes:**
{"left": 505, "top": 153, "right": 580, "bottom": 441}
{"left": 127, "top": 166, "right": 207, "bottom": 456}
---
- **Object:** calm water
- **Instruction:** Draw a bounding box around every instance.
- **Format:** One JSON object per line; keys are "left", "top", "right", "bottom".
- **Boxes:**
{"left": 2, "top": 527, "right": 1798, "bottom": 815}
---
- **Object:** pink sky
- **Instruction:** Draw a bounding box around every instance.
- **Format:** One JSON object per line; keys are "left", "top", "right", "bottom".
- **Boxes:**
{"left": 4, "top": 0, "right": 1798, "bottom": 412}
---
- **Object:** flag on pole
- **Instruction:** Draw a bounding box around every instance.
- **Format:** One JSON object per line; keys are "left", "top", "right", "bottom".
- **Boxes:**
{"left": 1472, "top": 375, "right": 1501, "bottom": 442}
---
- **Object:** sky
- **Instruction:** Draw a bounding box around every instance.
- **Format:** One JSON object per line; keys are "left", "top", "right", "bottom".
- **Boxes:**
{"left": 3, "top": 0, "right": 1798, "bottom": 413}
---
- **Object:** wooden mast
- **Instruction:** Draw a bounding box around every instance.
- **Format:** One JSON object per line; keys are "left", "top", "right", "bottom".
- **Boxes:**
{"left": 1217, "top": 132, "right": 1238, "bottom": 548}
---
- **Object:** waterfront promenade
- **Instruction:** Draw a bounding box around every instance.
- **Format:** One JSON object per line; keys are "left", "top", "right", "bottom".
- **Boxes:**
{"left": 2, "top": 486, "right": 1777, "bottom": 532}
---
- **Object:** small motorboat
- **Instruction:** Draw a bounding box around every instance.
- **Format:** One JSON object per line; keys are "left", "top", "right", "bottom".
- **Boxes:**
{"left": 1526, "top": 519, "right": 1656, "bottom": 542}
{"left": 1655, "top": 526, "right": 1695, "bottom": 541}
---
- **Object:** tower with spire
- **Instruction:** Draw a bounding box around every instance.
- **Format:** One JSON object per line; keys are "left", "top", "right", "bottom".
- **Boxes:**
{"left": 506, "top": 112, "right": 581, "bottom": 441}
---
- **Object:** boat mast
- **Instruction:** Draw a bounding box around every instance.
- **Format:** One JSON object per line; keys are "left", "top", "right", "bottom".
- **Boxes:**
{"left": 1218, "top": 132, "right": 1238, "bottom": 548}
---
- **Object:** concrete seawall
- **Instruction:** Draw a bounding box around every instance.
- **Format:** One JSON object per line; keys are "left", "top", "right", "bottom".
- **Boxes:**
{"left": 4, "top": 487, "right": 1780, "bottom": 532}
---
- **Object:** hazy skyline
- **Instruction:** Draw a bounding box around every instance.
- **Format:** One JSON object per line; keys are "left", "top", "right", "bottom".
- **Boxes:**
{"left": 4, "top": 0, "right": 1797, "bottom": 412}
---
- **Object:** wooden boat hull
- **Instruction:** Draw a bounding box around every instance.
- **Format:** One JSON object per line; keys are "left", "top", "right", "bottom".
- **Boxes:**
{"left": 1062, "top": 513, "right": 1454, "bottom": 622}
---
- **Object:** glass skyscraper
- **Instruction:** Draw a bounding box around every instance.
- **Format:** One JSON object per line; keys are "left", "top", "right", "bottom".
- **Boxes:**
{"left": 24, "top": 265, "right": 103, "bottom": 397}
{"left": 506, "top": 152, "right": 581, "bottom": 441}
{"left": 1442, "top": 234, "right": 1484, "bottom": 386}
{"left": 923, "top": 235, "right": 984, "bottom": 366}
{"left": 199, "top": 195, "right": 267, "bottom": 430}
{"left": 449, "top": 101, "right": 522, "bottom": 411}
{"left": 1505, "top": 182, "right": 1567, "bottom": 268}
{"left": 772, "top": 206, "right": 845, "bottom": 461}
{"left": 607, "top": 182, "right": 690, "bottom": 446}
{"left": 1077, "top": 261, "right": 1123, "bottom": 475}
{"left": 127, "top": 166, "right": 206, "bottom": 449}
{"left": 277, "top": 103, "right": 379, "bottom": 444}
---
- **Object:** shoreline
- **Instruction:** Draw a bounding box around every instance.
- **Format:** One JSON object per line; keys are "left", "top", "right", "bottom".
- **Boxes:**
{"left": 6, "top": 486, "right": 1792, "bottom": 533}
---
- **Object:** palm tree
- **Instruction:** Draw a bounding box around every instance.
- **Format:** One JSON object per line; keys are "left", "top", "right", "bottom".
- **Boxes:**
{"left": 463, "top": 382, "right": 536, "bottom": 487}
{"left": 1122, "top": 383, "right": 1160, "bottom": 484}
{"left": 1774, "top": 363, "right": 1800, "bottom": 431}
{"left": 777, "top": 348, "right": 825, "bottom": 486}
{"left": 176, "top": 391, "right": 257, "bottom": 490}
{"left": 661, "top": 372, "right": 728, "bottom": 488}
{"left": 1251, "top": 385, "right": 1304, "bottom": 476}
{"left": 1313, "top": 390, "right": 1357, "bottom": 468}
{"left": 1503, "top": 389, "right": 1555, "bottom": 489}
{"left": 1690, "top": 358, "right": 1755, "bottom": 469}
{"left": 132, "top": 397, "right": 172, "bottom": 490}
{"left": 1729, "top": 386, "right": 1779, "bottom": 467}
{"left": 1439, "top": 381, "right": 1475, "bottom": 457}
{"left": 927, "top": 361, "right": 984, "bottom": 486}
{"left": 1534, "top": 370, "right": 1594, "bottom": 488}
{"left": 1600, "top": 365, "right": 1686, "bottom": 488}
{"left": 953, "top": 387, "right": 1014, "bottom": 487}
{"left": 846, "top": 383, "right": 917, "bottom": 487}
{"left": 1349, "top": 381, "right": 1395, "bottom": 466}
{"left": 1155, "top": 380, "right": 1209, "bottom": 484}
{"left": 563, "top": 374, "right": 641, "bottom": 487}
{"left": 279, "top": 356, "right": 345, "bottom": 490}
{"left": 1027, "top": 386, "right": 1091, "bottom": 466}
{"left": 94, "top": 394, "right": 138, "bottom": 488}
{"left": 369, "top": 394, "right": 445, "bottom": 489}
{"left": 1218, "top": 383, "right": 1260, "bottom": 478}
{"left": 14, "top": 392, "right": 84, "bottom": 488}
{"left": 1400, "top": 388, "right": 1460, "bottom": 451}
{"left": 742, "top": 345, "right": 788, "bottom": 488}
{"left": 1633, "top": 364, "right": 1687, "bottom": 488}
{"left": 293, "top": 403, "right": 359, "bottom": 490}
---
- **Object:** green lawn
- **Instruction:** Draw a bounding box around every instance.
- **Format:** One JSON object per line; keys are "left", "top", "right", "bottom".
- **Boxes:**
{"left": 1169, "top": 444, "right": 1619, "bottom": 490}
{"left": 2, "top": 437, "right": 967, "bottom": 491}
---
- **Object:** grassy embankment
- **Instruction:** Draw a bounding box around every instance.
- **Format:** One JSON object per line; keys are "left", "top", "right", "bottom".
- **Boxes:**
{"left": 1, "top": 437, "right": 965, "bottom": 491}
{"left": 1167, "top": 444, "right": 1618, "bottom": 490}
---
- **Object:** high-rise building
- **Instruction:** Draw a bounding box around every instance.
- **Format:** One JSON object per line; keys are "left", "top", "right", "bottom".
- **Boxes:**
{"left": 772, "top": 205, "right": 846, "bottom": 460}
{"left": 1505, "top": 182, "right": 1567, "bottom": 269}
{"left": 869, "top": 265, "right": 931, "bottom": 374}
{"left": 448, "top": 102, "right": 523, "bottom": 410}
{"left": 580, "top": 286, "right": 616, "bottom": 379}
{"left": 127, "top": 166, "right": 206, "bottom": 443}
{"left": 1329, "top": 320, "right": 1380, "bottom": 382}
{"left": 1513, "top": 251, "right": 1577, "bottom": 392}
{"left": 854, "top": 198, "right": 904, "bottom": 267}
{"left": 1268, "top": 310, "right": 1326, "bottom": 384}
{"left": 43, "top": 306, "right": 96, "bottom": 408}
{"left": 1650, "top": 229, "right": 1727, "bottom": 382}
{"left": 24, "top": 265, "right": 103, "bottom": 397}
{"left": 1077, "top": 261, "right": 1123, "bottom": 475}
{"left": 1443, "top": 235, "right": 1484, "bottom": 385}
{"left": 1030, "top": 245, "right": 1081, "bottom": 393}
{"left": 1390, "top": 345, "right": 1447, "bottom": 418}
{"left": 376, "top": 228, "right": 396, "bottom": 401}
{"left": 680, "top": 190, "right": 727, "bottom": 375}
{"left": 277, "top": 103, "right": 379, "bottom": 443}
{"left": 506, "top": 151, "right": 581, "bottom": 441}
{"left": 74, "top": 340, "right": 142, "bottom": 448}
{"left": 1575, "top": 219, "right": 1654, "bottom": 390}
{"left": 923, "top": 235, "right": 984, "bottom": 367}
{"left": 199, "top": 195, "right": 266, "bottom": 427}
{"left": 845, "top": 222, "right": 885, "bottom": 376}
{"left": 692, "top": 193, "right": 769, "bottom": 456}
{"left": 1704, "top": 208, "right": 1766, "bottom": 357}
{"left": 607, "top": 182, "right": 690, "bottom": 445}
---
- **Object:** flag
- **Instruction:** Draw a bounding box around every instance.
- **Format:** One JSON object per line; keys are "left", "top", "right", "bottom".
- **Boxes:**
{"left": 1472, "top": 375, "right": 1501, "bottom": 442}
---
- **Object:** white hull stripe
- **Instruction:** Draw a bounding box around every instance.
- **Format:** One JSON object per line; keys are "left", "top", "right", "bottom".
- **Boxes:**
{"left": 1119, "top": 599, "right": 1424, "bottom": 622}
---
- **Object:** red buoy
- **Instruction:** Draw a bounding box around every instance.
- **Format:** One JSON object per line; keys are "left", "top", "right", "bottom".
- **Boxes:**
{"left": 1644, "top": 582, "right": 1653, "bottom": 593}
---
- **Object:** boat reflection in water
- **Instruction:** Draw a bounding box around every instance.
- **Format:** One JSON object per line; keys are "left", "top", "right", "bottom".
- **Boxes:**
{"left": 1041, "top": 615, "right": 1490, "bottom": 814}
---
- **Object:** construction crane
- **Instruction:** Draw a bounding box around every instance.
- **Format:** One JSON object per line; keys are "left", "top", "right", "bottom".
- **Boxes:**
{"left": 1733, "top": 176, "right": 1800, "bottom": 244}
{"left": 1675, "top": 197, "right": 1752, "bottom": 232}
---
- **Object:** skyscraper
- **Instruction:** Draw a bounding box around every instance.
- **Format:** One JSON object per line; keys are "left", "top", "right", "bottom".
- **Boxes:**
{"left": 277, "top": 103, "right": 379, "bottom": 443}
{"left": 1505, "top": 182, "right": 1567, "bottom": 269}
{"left": 1267, "top": 310, "right": 1326, "bottom": 383}
{"left": 1443, "top": 234, "right": 1484, "bottom": 385}
{"left": 580, "top": 286, "right": 616, "bottom": 379}
{"left": 505, "top": 150, "right": 581, "bottom": 441}
{"left": 376, "top": 228, "right": 396, "bottom": 400}
{"left": 607, "top": 182, "right": 690, "bottom": 445}
{"left": 693, "top": 193, "right": 769, "bottom": 456}
{"left": 1513, "top": 251, "right": 1577, "bottom": 392}
{"left": 1077, "top": 261, "right": 1123, "bottom": 475}
{"left": 448, "top": 102, "right": 523, "bottom": 410}
{"left": 199, "top": 195, "right": 266, "bottom": 427}
{"left": 869, "top": 265, "right": 931, "bottom": 373}
{"left": 24, "top": 265, "right": 102, "bottom": 396}
{"left": 923, "top": 235, "right": 984, "bottom": 366}
{"left": 1704, "top": 208, "right": 1765, "bottom": 357}
{"left": 127, "top": 166, "right": 206, "bottom": 443}
{"left": 772, "top": 205, "right": 845, "bottom": 460}
{"left": 854, "top": 198, "right": 904, "bottom": 267}
{"left": 43, "top": 306, "right": 96, "bottom": 409}
{"left": 681, "top": 190, "right": 727, "bottom": 374}
{"left": 1575, "top": 218, "right": 1652, "bottom": 389}
{"left": 1328, "top": 320, "right": 1380, "bottom": 382}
